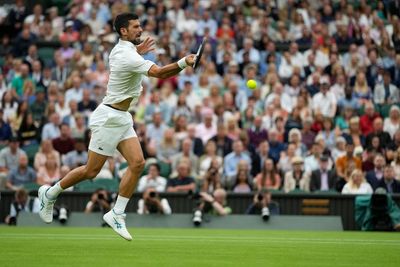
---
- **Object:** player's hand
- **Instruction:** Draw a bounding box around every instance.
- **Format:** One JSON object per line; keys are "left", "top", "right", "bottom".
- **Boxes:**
{"left": 136, "top": 37, "right": 155, "bottom": 55}
{"left": 185, "top": 54, "right": 197, "bottom": 67}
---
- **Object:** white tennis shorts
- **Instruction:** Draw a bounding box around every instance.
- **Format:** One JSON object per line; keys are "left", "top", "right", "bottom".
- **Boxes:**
{"left": 88, "top": 104, "right": 137, "bottom": 156}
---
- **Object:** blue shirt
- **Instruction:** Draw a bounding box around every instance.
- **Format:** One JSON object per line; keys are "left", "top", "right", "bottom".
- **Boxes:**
{"left": 8, "top": 166, "right": 37, "bottom": 186}
{"left": 223, "top": 152, "right": 252, "bottom": 177}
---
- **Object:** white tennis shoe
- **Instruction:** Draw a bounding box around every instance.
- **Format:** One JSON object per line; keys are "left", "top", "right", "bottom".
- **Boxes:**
{"left": 103, "top": 209, "right": 132, "bottom": 241}
{"left": 38, "top": 185, "right": 56, "bottom": 223}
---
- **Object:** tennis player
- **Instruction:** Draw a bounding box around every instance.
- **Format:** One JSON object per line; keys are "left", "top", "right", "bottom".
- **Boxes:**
{"left": 38, "top": 13, "right": 196, "bottom": 241}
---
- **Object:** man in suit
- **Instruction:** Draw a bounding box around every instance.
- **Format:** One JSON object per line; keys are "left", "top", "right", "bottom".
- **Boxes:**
{"left": 366, "top": 154, "right": 386, "bottom": 190}
{"left": 377, "top": 165, "right": 400, "bottom": 194}
{"left": 310, "top": 155, "right": 337, "bottom": 192}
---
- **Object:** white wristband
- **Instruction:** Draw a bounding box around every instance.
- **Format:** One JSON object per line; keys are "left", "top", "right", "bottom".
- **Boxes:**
{"left": 177, "top": 57, "right": 188, "bottom": 69}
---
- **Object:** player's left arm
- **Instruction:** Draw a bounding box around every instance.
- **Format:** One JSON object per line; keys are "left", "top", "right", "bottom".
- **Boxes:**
{"left": 147, "top": 55, "right": 196, "bottom": 79}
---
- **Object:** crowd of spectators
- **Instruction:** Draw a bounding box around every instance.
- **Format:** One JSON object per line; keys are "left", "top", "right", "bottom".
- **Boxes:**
{"left": 0, "top": 0, "right": 400, "bottom": 200}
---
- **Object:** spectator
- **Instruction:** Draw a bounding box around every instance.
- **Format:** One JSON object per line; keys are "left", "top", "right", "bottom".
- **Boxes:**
{"left": 5, "top": 154, "right": 36, "bottom": 190}
{"left": 34, "top": 139, "right": 60, "bottom": 170}
{"left": 201, "top": 158, "right": 222, "bottom": 193}
{"left": 283, "top": 156, "right": 310, "bottom": 193}
{"left": 52, "top": 124, "right": 75, "bottom": 155}
{"left": 366, "top": 154, "right": 386, "bottom": 190}
{"left": 343, "top": 116, "right": 365, "bottom": 148}
{"left": 335, "top": 141, "right": 362, "bottom": 179}
{"left": 360, "top": 102, "right": 380, "bottom": 136}
{"left": 310, "top": 155, "right": 337, "bottom": 192}
{"left": 62, "top": 139, "right": 88, "bottom": 169}
{"left": 210, "top": 123, "right": 233, "bottom": 157}
{"left": 157, "top": 128, "right": 179, "bottom": 164}
{"left": 373, "top": 71, "right": 399, "bottom": 105}
{"left": 304, "top": 142, "right": 323, "bottom": 173}
{"left": 391, "top": 148, "right": 400, "bottom": 181}
{"left": 233, "top": 169, "right": 252, "bottom": 193}
{"left": 85, "top": 189, "right": 112, "bottom": 214}
{"left": 5, "top": 188, "right": 39, "bottom": 225}
{"left": 146, "top": 111, "right": 167, "bottom": 148}
{"left": 36, "top": 153, "right": 61, "bottom": 186}
{"left": 247, "top": 115, "right": 268, "bottom": 148}
{"left": 186, "top": 123, "right": 204, "bottom": 157}
{"left": 198, "top": 140, "right": 223, "bottom": 178}
{"left": 267, "top": 128, "right": 285, "bottom": 163}
{"left": 223, "top": 140, "right": 252, "bottom": 186}
{"left": 78, "top": 89, "right": 97, "bottom": 114}
{"left": 0, "top": 136, "right": 26, "bottom": 189}
{"left": 195, "top": 110, "right": 217, "bottom": 145}
{"left": 0, "top": 109, "right": 12, "bottom": 143}
{"left": 365, "top": 117, "right": 392, "bottom": 150}
{"left": 137, "top": 163, "right": 167, "bottom": 193}
{"left": 311, "top": 76, "right": 337, "bottom": 118}
{"left": 342, "top": 169, "right": 373, "bottom": 194}
{"left": 17, "top": 112, "right": 38, "bottom": 147}
{"left": 278, "top": 143, "right": 296, "bottom": 174}
{"left": 254, "top": 158, "right": 281, "bottom": 191}
{"left": 378, "top": 165, "right": 400, "bottom": 194}
{"left": 383, "top": 106, "right": 400, "bottom": 139}
{"left": 166, "top": 161, "right": 196, "bottom": 193}
{"left": 41, "top": 113, "right": 61, "bottom": 140}
{"left": 171, "top": 138, "right": 199, "bottom": 178}
{"left": 11, "top": 63, "right": 32, "bottom": 97}
{"left": 137, "top": 187, "right": 171, "bottom": 215}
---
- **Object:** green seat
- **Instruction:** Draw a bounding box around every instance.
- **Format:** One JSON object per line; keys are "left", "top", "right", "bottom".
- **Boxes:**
{"left": 158, "top": 161, "right": 171, "bottom": 178}
{"left": 74, "top": 180, "right": 99, "bottom": 192}
{"left": 93, "top": 178, "right": 120, "bottom": 192}
{"left": 38, "top": 47, "right": 55, "bottom": 66}
{"left": 22, "top": 143, "right": 40, "bottom": 166}
{"left": 23, "top": 182, "right": 40, "bottom": 191}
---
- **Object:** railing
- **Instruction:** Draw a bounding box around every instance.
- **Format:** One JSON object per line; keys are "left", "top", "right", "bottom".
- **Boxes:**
{"left": 1, "top": 190, "right": 399, "bottom": 230}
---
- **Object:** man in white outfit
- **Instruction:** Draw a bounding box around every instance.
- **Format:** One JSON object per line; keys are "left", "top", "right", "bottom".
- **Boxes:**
{"left": 38, "top": 13, "right": 196, "bottom": 241}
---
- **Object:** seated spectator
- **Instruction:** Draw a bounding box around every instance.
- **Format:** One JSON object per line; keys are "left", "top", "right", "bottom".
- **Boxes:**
{"left": 157, "top": 128, "right": 179, "bottom": 164}
{"left": 70, "top": 113, "right": 87, "bottom": 139}
{"left": 247, "top": 115, "right": 268, "bottom": 148}
{"left": 233, "top": 169, "right": 252, "bottom": 193}
{"left": 373, "top": 71, "right": 399, "bottom": 105}
{"left": 195, "top": 110, "right": 217, "bottom": 145}
{"left": 301, "top": 118, "right": 316, "bottom": 150}
{"left": 383, "top": 106, "right": 400, "bottom": 139}
{"left": 201, "top": 158, "right": 222, "bottom": 193}
{"left": 283, "top": 156, "right": 310, "bottom": 193}
{"left": 209, "top": 123, "right": 233, "bottom": 157}
{"left": 166, "top": 161, "right": 196, "bottom": 193}
{"left": 391, "top": 148, "right": 400, "bottom": 180}
{"left": 331, "top": 136, "right": 347, "bottom": 162}
{"left": 336, "top": 141, "right": 362, "bottom": 179}
{"left": 52, "top": 124, "right": 75, "bottom": 155}
{"left": 377, "top": 165, "right": 400, "bottom": 194}
{"left": 146, "top": 111, "right": 167, "bottom": 148}
{"left": 342, "top": 170, "right": 373, "bottom": 194}
{"left": 17, "top": 112, "right": 38, "bottom": 147}
{"left": 245, "top": 189, "right": 280, "bottom": 216}
{"left": 0, "top": 136, "right": 27, "bottom": 189}
{"left": 366, "top": 154, "right": 386, "bottom": 190}
{"left": 360, "top": 102, "right": 380, "bottom": 136}
{"left": 187, "top": 124, "right": 204, "bottom": 157}
{"left": 137, "top": 187, "right": 171, "bottom": 215}
{"left": 41, "top": 113, "right": 61, "bottom": 140}
{"left": 4, "top": 188, "right": 39, "bottom": 225}
{"left": 223, "top": 140, "right": 252, "bottom": 187}
{"left": 365, "top": 117, "right": 392, "bottom": 151}
{"left": 278, "top": 143, "right": 296, "bottom": 174}
{"left": 62, "top": 138, "right": 88, "bottom": 169}
{"left": 78, "top": 89, "right": 97, "bottom": 114}
{"left": 254, "top": 158, "right": 281, "bottom": 191}
{"left": 288, "top": 128, "right": 307, "bottom": 156}
{"left": 198, "top": 140, "right": 223, "bottom": 178}
{"left": 304, "top": 142, "right": 323, "bottom": 173}
{"left": 6, "top": 154, "right": 36, "bottom": 190}
{"left": 342, "top": 116, "right": 365, "bottom": 148}
{"left": 310, "top": 155, "right": 337, "bottom": 192}
{"left": 312, "top": 77, "right": 337, "bottom": 118}
{"left": 36, "top": 153, "right": 61, "bottom": 186}
{"left": 34, "top": 139, "right": 60, "bottom": 170}
{"left": 171, "top": 138, "right": 199, "bottom": 178}
{"left": 267, "top": 128, "right": 285, "bottom": 163}
{"left": 137, "top": 163, "right": 167, "bottom": 193}
{"left": 84, "top": 189, "right": 112, "bottom": 214}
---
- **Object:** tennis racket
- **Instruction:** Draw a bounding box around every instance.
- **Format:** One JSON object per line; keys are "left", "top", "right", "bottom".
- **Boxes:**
{"left": 193, "top": 37, "right": 207, "bottom": 70}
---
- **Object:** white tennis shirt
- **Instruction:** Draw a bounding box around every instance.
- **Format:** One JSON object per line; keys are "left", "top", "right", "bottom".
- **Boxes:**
{"left": 103, "top": 39, "right": 154, "bottom": 105}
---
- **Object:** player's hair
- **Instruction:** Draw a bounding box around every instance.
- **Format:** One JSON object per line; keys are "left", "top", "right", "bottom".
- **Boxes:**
{"left": 114, "top": 13, "right": 139, "bottom": 36}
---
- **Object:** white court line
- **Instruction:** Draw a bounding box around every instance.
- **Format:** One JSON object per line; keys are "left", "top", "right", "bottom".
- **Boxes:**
{"left": 0, "top": 233, "right": 399, "bottom": 246}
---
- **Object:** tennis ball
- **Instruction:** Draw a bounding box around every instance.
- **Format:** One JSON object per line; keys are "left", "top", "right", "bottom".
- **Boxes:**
{"left": 246, "top": 79, "right": 257, "bottom": 90}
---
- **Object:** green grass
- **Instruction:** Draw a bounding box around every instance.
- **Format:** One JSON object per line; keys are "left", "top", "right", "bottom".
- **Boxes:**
{"left": 0, "top": 227, "right": 399, "bottom": 267}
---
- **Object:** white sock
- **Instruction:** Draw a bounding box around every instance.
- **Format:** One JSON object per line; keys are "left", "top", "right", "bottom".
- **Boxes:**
{"left": 113, "top": 195, "right": 130, "bottom": 214}
{"left": 45, "top": 182, "right": 64, "bottom": 200}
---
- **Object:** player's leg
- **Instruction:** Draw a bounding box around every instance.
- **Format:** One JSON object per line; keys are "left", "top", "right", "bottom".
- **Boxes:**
{"left": 38, "top": 151, "right": 108, "bottom": 223}
{"left": 103, "top": 137, "right": 145, "bottom": 241}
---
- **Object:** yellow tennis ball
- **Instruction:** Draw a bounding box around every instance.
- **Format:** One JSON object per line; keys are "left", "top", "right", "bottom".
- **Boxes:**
{"left": 246, "top": 79, "right": 257, "bottom": 90}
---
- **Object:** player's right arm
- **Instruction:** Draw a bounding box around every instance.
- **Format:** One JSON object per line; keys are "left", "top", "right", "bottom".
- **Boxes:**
{"left": 147, "top": 55, "right": 196, "bottom": 79}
